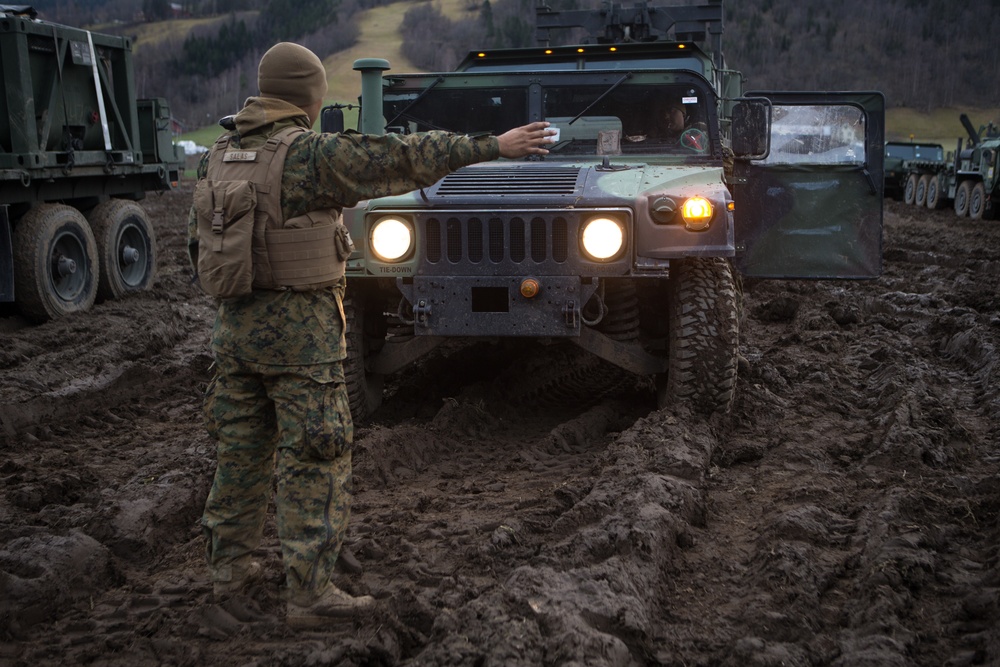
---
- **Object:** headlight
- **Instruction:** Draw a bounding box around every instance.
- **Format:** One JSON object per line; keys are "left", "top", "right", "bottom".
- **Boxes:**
{"left": 680, "top": 196, "right": 714, "bottom": 231}
{"left": 581, "top": 216, "right": 624, "bottom": 260}
{"left": 370, "top": 216, "right": 413, "bottom": 261}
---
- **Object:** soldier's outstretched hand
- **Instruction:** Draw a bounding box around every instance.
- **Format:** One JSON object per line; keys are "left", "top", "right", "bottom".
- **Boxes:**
{"left": 497, "top": 122, "right": 557, "bottom": 158}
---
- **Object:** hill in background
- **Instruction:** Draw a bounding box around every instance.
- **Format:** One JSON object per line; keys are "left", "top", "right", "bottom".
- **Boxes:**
{"left": 26, "top": 0, "right": 1000, "bottom": 142}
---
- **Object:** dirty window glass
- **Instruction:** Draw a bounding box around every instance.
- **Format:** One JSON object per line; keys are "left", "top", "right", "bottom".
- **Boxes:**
{"left": 761, "top": 104, "right": 866, "bottom": 165}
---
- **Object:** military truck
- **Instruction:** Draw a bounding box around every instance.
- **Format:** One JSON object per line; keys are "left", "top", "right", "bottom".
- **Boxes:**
{"left": 325, "top": 0, "right": 884, "bottom": 419}
{"left": 896, "top": 115, "right": 1000, "bottom": 218}
{"left": 932, "top": 114, "right": 1000, "bottom": 219}
{"left": 883, "top": 141, "right": 944, "bottom": 204}
{"left": 0, "top": 6, "right": 182, "bottom": 323}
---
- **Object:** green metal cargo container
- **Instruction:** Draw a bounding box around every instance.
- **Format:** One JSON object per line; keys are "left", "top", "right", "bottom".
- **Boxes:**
{"left": 0, "top": 6, "right": 182, "bottom": 322}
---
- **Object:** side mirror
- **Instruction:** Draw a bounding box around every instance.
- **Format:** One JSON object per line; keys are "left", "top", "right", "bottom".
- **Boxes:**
{"left": 321, "top": 106, "right": 345, "bottom": 134}
{"left": 732, "top": 98, "right": 771, "bottom": 160}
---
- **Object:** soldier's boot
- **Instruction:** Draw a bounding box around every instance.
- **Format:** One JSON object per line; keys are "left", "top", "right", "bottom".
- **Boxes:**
{"left": 212, "top": 560, "right": 263, "bottom": 599}
{"left": 286, "top": 584, "right": 375, "bottom": 628}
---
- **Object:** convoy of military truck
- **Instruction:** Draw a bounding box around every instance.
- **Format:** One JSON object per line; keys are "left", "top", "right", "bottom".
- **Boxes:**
{"left": 0, "top": 6, "right": 182, "bottom": 323}
{"left": 887, "top": 114, "right": 1000, "bottom": 220}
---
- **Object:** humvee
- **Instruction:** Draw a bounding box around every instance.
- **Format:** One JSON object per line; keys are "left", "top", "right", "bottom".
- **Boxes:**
{"left": 325, "top": 1, "right": 885, "bottom": 419}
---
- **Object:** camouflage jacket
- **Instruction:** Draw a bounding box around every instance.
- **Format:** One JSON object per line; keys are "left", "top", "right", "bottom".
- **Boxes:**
{"left": 188, "top": 97, "right": 500, "bottom": 365}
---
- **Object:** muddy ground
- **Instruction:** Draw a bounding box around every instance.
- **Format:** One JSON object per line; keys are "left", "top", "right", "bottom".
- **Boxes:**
{"left": 0, "top": 181, "right": 997, "bottom": 666}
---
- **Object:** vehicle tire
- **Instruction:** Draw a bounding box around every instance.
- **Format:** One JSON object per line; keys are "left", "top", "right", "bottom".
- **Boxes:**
{"left": 903, "top": 174, "right": 918, "bottom": 205}
{"left": 343, "top": 293, "right": 385, "bottom": 422}
{"left": 915, "top": 174, "right": 930, "bottom": 207}
{"left": 88, "top": 199, "right": 157, "bottom": 302}
{"left": 969, "top": 181, "right": 986, "bottom": 220}
{"left": 12, "top": 204, "right": 98, "bottom": 323}
{"left": 955, "top": 180, "right": 972, "bottom": 217}
{"left": 925, "top": 176, "right": 943, "bottom": 209}
{"left": 657, "top": 257, "right": 739, "bottom": 415}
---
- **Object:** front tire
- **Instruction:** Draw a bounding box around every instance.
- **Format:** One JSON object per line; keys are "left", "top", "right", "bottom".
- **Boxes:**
{"left": 903, "top": 174, "right": 918, "bottom": 205}
{"left": 12, "top": 204, "right": 98, "bottom": 323}
{"left": 88, "top": 199, "right": 157, "bottom": 302}
{"left": 657, "top": 257, "right": 739, "bottom": 415}
{"left": 343, "top": 293, "right": 385, "bottom": 422}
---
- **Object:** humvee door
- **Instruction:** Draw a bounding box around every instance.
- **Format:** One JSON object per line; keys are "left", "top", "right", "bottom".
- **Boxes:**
{"left": 732, "top": 92, "right": 885, "bottom": 278}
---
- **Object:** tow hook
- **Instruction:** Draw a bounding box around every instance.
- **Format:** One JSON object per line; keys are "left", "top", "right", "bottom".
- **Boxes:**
{"left": 563, "top": 300, "right": 579, "bottom": 328}
{"left": 414, "top": 299, "right": 432, "bottom": 327}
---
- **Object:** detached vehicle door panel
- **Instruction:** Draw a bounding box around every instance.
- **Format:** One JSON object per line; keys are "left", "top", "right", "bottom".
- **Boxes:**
{"left": 733, "top": 91, "right": 884, "bottom": 278}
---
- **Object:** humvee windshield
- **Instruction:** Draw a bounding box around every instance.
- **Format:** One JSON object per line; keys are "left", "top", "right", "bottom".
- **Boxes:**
{"left": 382, "top": 76, "right": 715, "bottom": 158}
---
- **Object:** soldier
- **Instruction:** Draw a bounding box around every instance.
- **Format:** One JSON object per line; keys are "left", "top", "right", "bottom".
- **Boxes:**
{"left": 188, "top": 42, "right": 554, "bottom": 628}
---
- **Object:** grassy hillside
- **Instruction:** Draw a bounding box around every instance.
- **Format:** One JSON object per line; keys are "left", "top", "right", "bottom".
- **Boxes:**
{"left": 322, "top": 0, "right": 474, "bottom": 105}
{"left": 885, "top": 107, "right": 1000, "bottom": 149}
{"left": 99, "top": 13, "right": 258, "bottom": 52}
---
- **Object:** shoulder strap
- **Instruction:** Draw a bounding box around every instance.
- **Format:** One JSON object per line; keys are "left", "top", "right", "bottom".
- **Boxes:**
{"left": 251, "top": 126, "right": 309, "bottom": 227}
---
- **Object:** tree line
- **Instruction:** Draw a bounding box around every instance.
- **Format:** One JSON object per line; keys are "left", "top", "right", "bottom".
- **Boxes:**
{"left": 399, "top": 0, "right": 1000, "bottom": 111}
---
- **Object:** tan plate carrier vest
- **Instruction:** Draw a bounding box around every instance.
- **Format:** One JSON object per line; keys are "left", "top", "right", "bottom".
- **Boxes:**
{"left": 194, "top": 126, "right": 351, "bottom": 298}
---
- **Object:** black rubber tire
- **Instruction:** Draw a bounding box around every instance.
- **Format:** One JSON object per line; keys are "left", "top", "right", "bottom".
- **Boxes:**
{"left": 915, "top": 174, "right": 930, "bottom": 207}
{"left": 343, "top": 294, "right": 385, "bottom": 422}
{"left": 657, "top": 257, "right": 739, "bottom": 415}
{"left": 969, "top": 181, "right": 986, "bottom": 221}
{"left": 925, "top": 176, "right": 943, "bottom": 210}
{"left": 903, "top": 174, "right": 918, "bottom": 205}
{"left": 12, "top": 204, "right": 98, "bottom": 323}
{"left": 88, "top": 199, "right": 157, "bottom": 302}
{"left": 955, "top": 180, "right": 972, "bottom": 217}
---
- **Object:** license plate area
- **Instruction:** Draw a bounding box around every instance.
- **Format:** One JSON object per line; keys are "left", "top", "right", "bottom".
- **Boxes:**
{"left": 401, "top": 276, "right": 597, "bottom": 336}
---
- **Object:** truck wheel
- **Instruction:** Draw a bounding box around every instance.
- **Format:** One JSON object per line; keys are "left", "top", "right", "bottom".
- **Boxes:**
{"left": 12, "top": 204, "right": 98, "bottom": 323}
{"left": 925, "top": 176, "right": 943, "bottom": 209}
{"left": 903, "top": 174, "right": 918, "bottom": 205}
{"left": 955, "top": 180, "right": 972, "bottom": 217}
{"left": 969, "top": 182, "right": 986, "bottom": 220}
{"left": 88, "top": 199, "right": 157, "bottom": 302}
{"left": 915, "top": 175, "right": 930, "bottom": 207}
{"left": 343, "top": 294, "right": 385, "bottom": 422}
{"left": 657, "top": 257, "right": 739, "bottom": 415}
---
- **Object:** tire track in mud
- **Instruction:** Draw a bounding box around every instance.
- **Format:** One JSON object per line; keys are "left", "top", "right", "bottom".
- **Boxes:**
{"left": 2, "top": 188, "right": 999, "bottom": 665}
{"left": 296, "top": 389, "right": 725, "bottom": 666}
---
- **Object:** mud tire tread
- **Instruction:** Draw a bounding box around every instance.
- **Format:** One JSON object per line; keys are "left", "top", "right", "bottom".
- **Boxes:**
{"left": 343, "top": 295, "right": 384, "bottom": 422}
{"left": 12, "top": 203, "right": 98, "bottom": 323}
{"left": 88, "top": 198, "right": 157, "bottom": 302}
{"left": 660, "top": 257, "right": 739, "bottom": 414}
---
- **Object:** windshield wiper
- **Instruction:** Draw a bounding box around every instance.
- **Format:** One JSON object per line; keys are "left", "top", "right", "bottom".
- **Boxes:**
{"left": 385, "top": 76, "right": 445, "bottom": 130}
{"left": 567, "top": 73, "right": 633, "bottom": 125}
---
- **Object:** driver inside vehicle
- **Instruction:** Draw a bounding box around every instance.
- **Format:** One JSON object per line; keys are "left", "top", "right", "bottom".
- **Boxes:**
{"left": 664, "top": 101, "right": 688, "bottom": 136}
{"left": 663, "top": 99, "right": 708, "bottom": 152}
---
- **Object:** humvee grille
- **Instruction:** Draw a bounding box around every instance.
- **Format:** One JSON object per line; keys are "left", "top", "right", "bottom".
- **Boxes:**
{"left": 434, "top": 166, "right": 582, "bottom": 196}
{"left": 424, "top": 214, "right": 570, "bottom": 268}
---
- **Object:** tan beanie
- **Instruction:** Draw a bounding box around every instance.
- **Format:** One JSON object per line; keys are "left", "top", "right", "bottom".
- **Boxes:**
{"left": 258, "top": 42, "right": 328, "bottom": 108}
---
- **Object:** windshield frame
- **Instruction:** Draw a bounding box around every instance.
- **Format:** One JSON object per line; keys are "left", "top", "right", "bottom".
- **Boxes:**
{"left": 380, "top": 69, "right": 722, "bottom": 162}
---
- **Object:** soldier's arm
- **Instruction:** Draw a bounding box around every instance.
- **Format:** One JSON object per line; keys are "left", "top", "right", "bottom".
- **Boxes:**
{"left": 307, "top": 130, "right": 498, "bottom": 208}
{"left": 305, "top": 123, "right": 553, "bottom": 208}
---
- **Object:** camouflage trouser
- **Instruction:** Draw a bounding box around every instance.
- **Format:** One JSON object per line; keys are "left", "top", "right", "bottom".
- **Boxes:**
{"left": 200, "top": 353, "right": 354, "bottom": 598}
